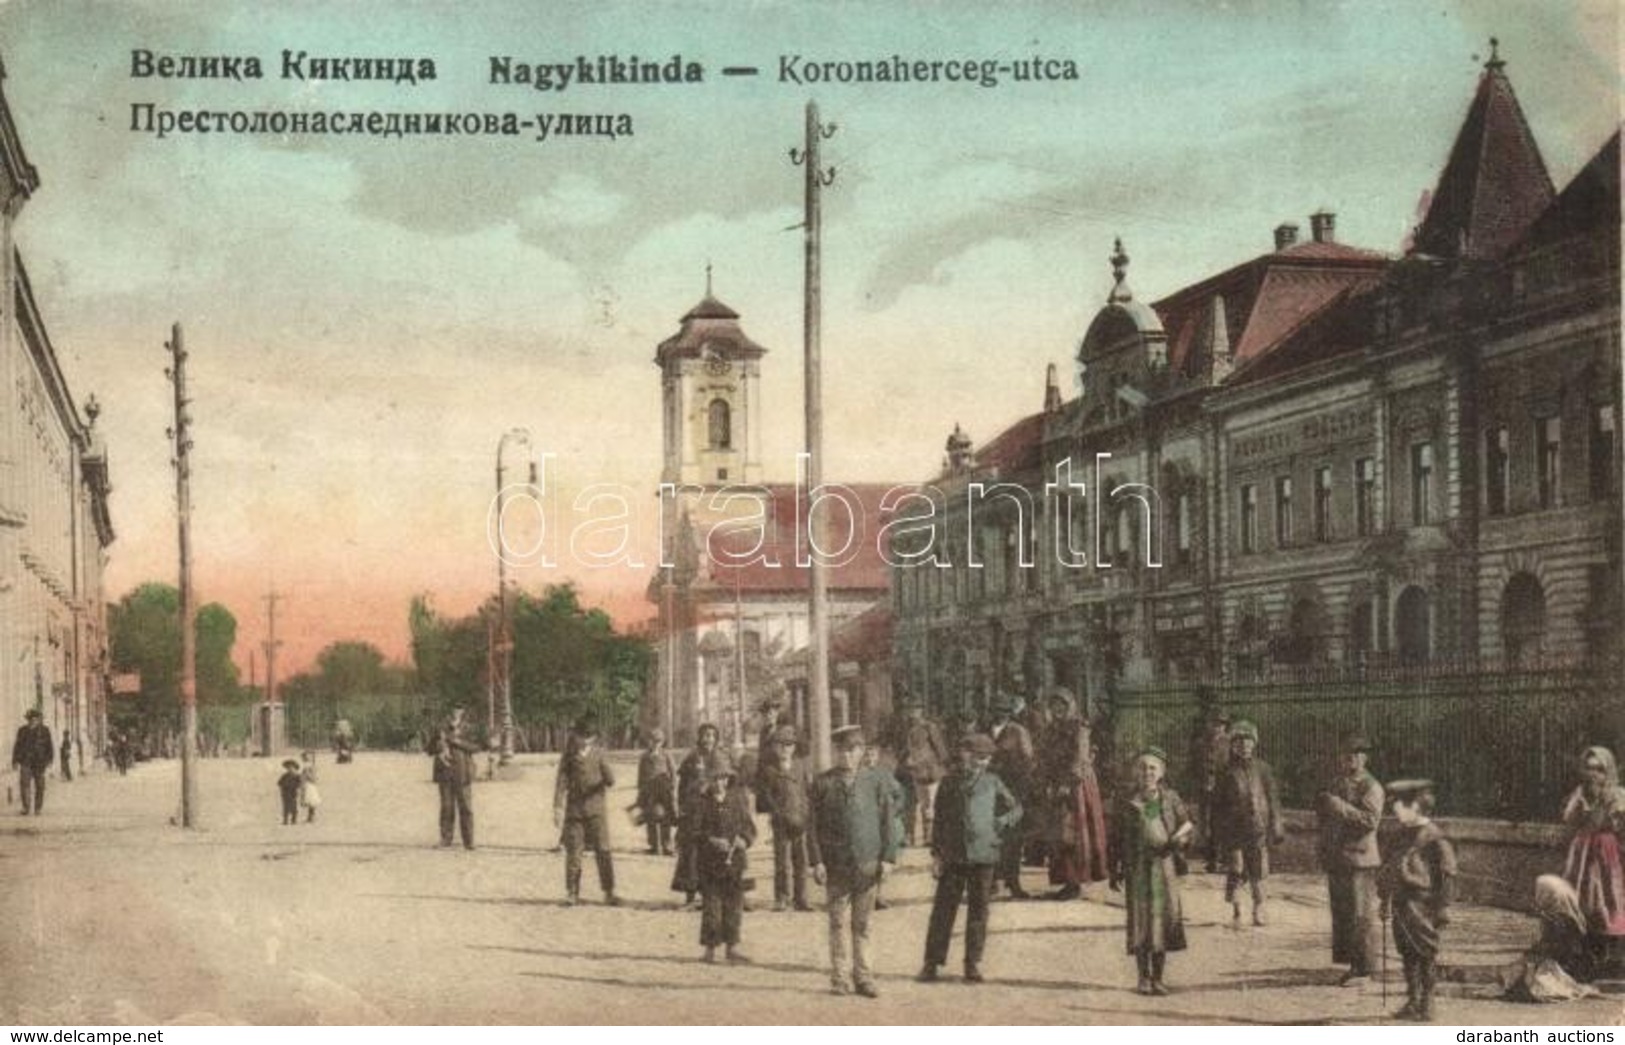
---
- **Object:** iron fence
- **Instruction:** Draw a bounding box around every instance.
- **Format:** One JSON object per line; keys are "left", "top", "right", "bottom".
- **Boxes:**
{"left": 1109, "top": 657, "right": 1623, "bottom": 822}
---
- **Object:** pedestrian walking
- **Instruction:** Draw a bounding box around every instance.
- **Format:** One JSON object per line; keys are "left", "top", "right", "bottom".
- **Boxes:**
{"left": 672, "top": 722, "right": 725, "bottom": 906}
{"left": 299, "top": 750, "right": 322, "bottom": 823}
{"left": 1042, "top": 688, "right": 1109, "bottom": 900}
{"left": 59, "top": 733, "right": 72, "bottom": 782}
{"left": 892, "top": 696, "right": 947, "bottom": 848}
{"left": 695, "top": 753, "right": 755, "bottom": 963}
{"left": 426, "top": 704, "right": 479, "bottom": 849}
{"left": 11, "top": 708, "right": 53, "bottom": 816}
{"left": 1316, "top": 731, "right": 1384, "bottom": 985}
{"left": 277, "top": 759, "right": 302, "bottom": 825}
{"left": 917, "top": 733, "right": 1022, "bottom": 985}
{"left": 807, "top": 725, "right": 899, "bottom": 997}
{"left": 1560, "top": 745, "right": 1625, "bottom": 974}
{"left": 758, "top": 724, "right": 813, "bottom": 912}
{"left": 1211, "top": 719, "right": 1284, "bottom": 926}
{"left": 864, "top": 741, "right": 906, "bottom": 910}
{"left": 1379, "top": 779, "right": 1456, "bottom": 1021}
{"left": 635, "top": 728, "right": 676, "bottom": 855}
{"left": 554, "top": 719, "right": 620, "bottom": 906}
{"left": 1110, "top": 746, "right": 1194, "bottom": 995}
{"left": 988, "top": 699, "right": 1034, "bottom": 899}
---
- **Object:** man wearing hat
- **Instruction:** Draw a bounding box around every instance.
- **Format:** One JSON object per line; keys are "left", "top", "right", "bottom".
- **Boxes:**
{"left": 11, "top": 708, "right": 53, "bottom": 815}
{"left": 695, "top": 751, "right": 756, "bottom": 963}
{"left": 808, "top": 725, "right": 899, "bottom": 997}
{"left": 1211, "top": 719, "right": 1284, "bottom": 926}
{"left": 636, "top": 728, "right": 677, "bottom": 855}
{"left": 919, "top": 732, "right": 1022, "bottom": 984}
{"left": 893, "top": 696, "right": 947, "bottom": 848}
{"left": 425, "top": 704, "right": 480, "bottom": 849}
{"left": 759, "top": 723, "right": 814, "bottom": 911}
{"left": 1317, "top": 731, "right": 1385, "bottom": 985}
{"left": 554, "top": 718, "right": 620, "bottom": 906}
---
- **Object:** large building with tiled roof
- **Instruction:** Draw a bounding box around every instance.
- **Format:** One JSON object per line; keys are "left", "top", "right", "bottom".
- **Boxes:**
{"left": 647, "top": 280, "right": 907, "bottom": 745}
{"left": 890, "top": 44, "right": 1621, "bottom": 797}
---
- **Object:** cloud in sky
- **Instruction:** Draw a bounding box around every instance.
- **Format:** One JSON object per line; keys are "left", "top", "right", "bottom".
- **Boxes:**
{"left": 0, "top": 0, "right": 1615, "bottom": 673}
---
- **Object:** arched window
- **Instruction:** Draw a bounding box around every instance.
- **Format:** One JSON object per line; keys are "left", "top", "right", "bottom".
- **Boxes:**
{"left": 1396, "top": 586, "right": 1430, "bottom": 663}
{"left": 1502, "top": 572, "right": 1546, "bottom": 665}
{"left": 1349, "top": 601, "right": 1374, "bottom": 660}
{"left": 1279, "top": 598, "right": 1326, "bottom": 665}
{"left": 707, "top": 398, "right": 732, "bottom": 450}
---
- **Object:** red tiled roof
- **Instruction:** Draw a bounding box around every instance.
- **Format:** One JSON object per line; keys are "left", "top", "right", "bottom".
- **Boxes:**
{"left": 973, "top": 411, "right": 1046, "bottom": 476}
{"left": 1412, "top": 60, "right": 1554, "bottom": 261}
{"left": 702, "top": 482, "right": 908, "bottom": 595}
{"left": 1156, "top": 244, "right": 1385, "bottom": 377}
{"left": 832, "top": 604, "right": 893, "bottom": 662}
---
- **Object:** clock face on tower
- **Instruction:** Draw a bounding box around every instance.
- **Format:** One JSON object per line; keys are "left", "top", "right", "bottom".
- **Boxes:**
{"left": 702, "top": 345, "right": 733, "bottom": 376}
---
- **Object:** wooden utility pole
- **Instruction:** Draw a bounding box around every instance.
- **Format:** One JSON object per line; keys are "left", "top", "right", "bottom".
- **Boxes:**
{"left": 165, "top": 323, "right": 198, "bottom": 827}
{"left": 791, "top": 102, "right": 836, "bottom": 771}
{"left": 263, "top": 589, "right": 283, "bottom": 752}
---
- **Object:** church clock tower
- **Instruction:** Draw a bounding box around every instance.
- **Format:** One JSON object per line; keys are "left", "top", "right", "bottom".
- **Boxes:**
{"left": 655, "top": 271, "right": 767, "bottom": 488}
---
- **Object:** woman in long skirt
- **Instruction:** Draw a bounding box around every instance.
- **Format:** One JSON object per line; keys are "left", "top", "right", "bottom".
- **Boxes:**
{"left": 1562, "top": 745, "right": 1625, "bottom": 972}
{"left": 671, "top": 723, "right": 722, "bottom": 905}
{"left": 1110, "top": 746, "right": 1193, "bottom": 995}
{"left": 1043, "top": 689, "right": 1109, "bottom": 899}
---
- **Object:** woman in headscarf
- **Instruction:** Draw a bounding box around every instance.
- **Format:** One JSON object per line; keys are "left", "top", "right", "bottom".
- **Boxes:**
{"left": 1560, "top": 746, "right": 1625, "bottom": 971}
{"left": 1109, "top": 746, "right": 1194, "bottom": 995}
{"left": 671, "top": 723, "right": 725, "bottom": 906}
{"left": 1502, "top": 874, "right": 1601, "bottom": 1001}
{"left": 1042, "top": 688, "right": 1110, "bottom": 900}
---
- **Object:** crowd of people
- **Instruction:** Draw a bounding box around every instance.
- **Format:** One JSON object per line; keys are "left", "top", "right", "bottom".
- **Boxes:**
{"left": 406, "top": 692, "right": 1625, "bottom": 1020}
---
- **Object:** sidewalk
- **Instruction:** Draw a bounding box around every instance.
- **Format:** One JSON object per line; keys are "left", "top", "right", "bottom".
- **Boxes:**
{"left": 2, "top": 753, "right": 1620, "bottom": 1026}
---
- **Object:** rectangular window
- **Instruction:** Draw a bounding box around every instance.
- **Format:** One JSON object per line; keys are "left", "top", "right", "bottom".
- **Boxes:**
{"left": 1411, "top": 443, "right": 1433, "bottom": 526}
{"left": 1591, "top": 404, "right": 1616, "bottom": 500}
{"left": 1538, "top": 416, "right": 1562, "bottom": 508}
{"left": 1485, "top": 426, "right": 1510, "bottom": 516}
{"left": 1240, "top": 484, "right": 1258, "bottom": 554}
{"left": 1313, "top": 465, "right": 1333, "bottom": 542}
{"left": 1355, "top": 458, "right": 1376, "bottom": 537}
{"left": 1274, "top": 475, "right": 1293, "bottom": 547}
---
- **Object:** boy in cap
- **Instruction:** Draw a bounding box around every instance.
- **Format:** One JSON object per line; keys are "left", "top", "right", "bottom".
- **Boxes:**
{"left": 1379, "top": 779, "right": 1456, "bottom": 1021}
{"left": 919, "top": 733, "right": 1022, "bottom": 984}
{"left": 636, "top": 728, "right": 676, "bottom": 855}
{"left": 696, "top": 754, "right": 756, "bottom": 963}
{"left": 553, "top": 718, "right": 620, "bottom": 906}
{"left": 808, "top": 725, "right": 899, "bottom": 996}
{"left": 758, "top": 723, "right": 814, "bottom": 912}
{"left": 1211, "top": 719, "right": 1284, "bottom": 926}
{"left": 1317, "top": 731, "right": 1385, "bottom": 985}
{"left": 277, "top": 759, "right": 303, "bottom": 825}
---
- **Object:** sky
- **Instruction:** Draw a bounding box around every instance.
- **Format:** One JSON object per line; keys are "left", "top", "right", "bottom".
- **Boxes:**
{"left": 0, "top": 0, "right": 1617, "bottom": 677}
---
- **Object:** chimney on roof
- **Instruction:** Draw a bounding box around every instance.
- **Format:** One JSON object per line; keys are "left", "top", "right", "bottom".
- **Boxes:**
{"left": 1274, "top": 223, "right": 1300, "bottom": 251}
{"left": 1309, "top": 210, "right": 1336, "bottom": 244}
{"left": 1044, "top": 363, "right": 1063, "bottom": 414}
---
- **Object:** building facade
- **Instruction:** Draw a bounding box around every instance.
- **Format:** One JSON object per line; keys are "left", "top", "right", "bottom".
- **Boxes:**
{"left": 0, "top": 60, "right": 116, "bottom": 767}
{"left": 892, "top": 51, "right": 1621, "bottom": 760}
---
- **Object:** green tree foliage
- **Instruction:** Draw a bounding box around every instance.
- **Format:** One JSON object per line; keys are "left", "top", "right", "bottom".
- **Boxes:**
{"left": 107, "top": 583, "right": 242, "bottom": 741}
{"left": 408, "top": 583, "right": 651, "bottom": 745}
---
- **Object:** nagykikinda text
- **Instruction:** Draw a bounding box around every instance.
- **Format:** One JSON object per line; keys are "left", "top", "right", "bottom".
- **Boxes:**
{"left": 490, "top": 54, "right": 703, "bottom": 92}
{"left": 130, "top": 49, "right": 437, "bottom": 84}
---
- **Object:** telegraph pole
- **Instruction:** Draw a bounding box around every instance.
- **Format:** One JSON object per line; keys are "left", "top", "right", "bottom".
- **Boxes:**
{"left": 165, "top": 323, "right": 198, "bottom": 827}
{"left": 263, "top": 589, "right": 283, "bottom": 753}
{"left": 790, "top": 102, "right": 837, "bottom": 771}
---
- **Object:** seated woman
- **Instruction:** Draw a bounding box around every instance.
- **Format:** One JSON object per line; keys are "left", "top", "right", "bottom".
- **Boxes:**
{"left": 1503, "top": 875, "right": 1600, "bottom": 1002}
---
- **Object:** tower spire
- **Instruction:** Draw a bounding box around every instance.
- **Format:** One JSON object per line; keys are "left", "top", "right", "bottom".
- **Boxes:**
{"left": 1108, "top": 237, "right": 1133, "bottom": 303}
{"left": 705, "top": 260, "right": 713, "bottom": 297}
{"left": 1485, "top": 36, "right": 1504, "bottom": 72}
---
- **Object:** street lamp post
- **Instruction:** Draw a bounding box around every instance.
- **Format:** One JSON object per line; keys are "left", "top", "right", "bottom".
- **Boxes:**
{"left": 494, "top": 427, "right": 532, "bottom": 765}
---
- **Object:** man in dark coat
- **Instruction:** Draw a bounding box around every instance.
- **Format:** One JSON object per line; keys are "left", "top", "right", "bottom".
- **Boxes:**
{"left": 1317, "top": 731, "right": 1385, "bottom": 985}
{"left": 12, "top": 709, "right": 54, "bottom": 815}
{"left": 919, "top": 733, "right": 1022, "bottom": 984}
{"left": 808, "top": 725, "right": 899, "bottom": 997}
{"left": 893, "top": 698, "right": 947, "bottom": 847}
{"left": 554, "top": 719, "right": 620, "bottom": 906}
{"left": 1189, "top": 705, "right": 1231, "bottom": 872}
{"left": 988, "top": 698, "right": 1034, "bottom": 898}
{"left": 425, "top": 705, "right": 479, "bottom": 849}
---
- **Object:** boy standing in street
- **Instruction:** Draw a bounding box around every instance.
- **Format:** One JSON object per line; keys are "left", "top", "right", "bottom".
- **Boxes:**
{"left": 758, "top": 724, "right": 814, "bottom": 912}
{"left": 1380, "top": 779, "right": 1457, "bottom": 1022}
{"left": 918, "top": 733, "right": 1022, "bottom": 985}
{"left": 808, "top": 725, "right": 899, "bottom": 997}
{"left": 1212, "top": 719, "right": 1284, "bottom": 926}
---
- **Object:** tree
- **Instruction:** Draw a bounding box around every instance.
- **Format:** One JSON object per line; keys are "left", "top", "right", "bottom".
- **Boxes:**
{"left": 108, "top": 582, "right": 242, "bottom": 743}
